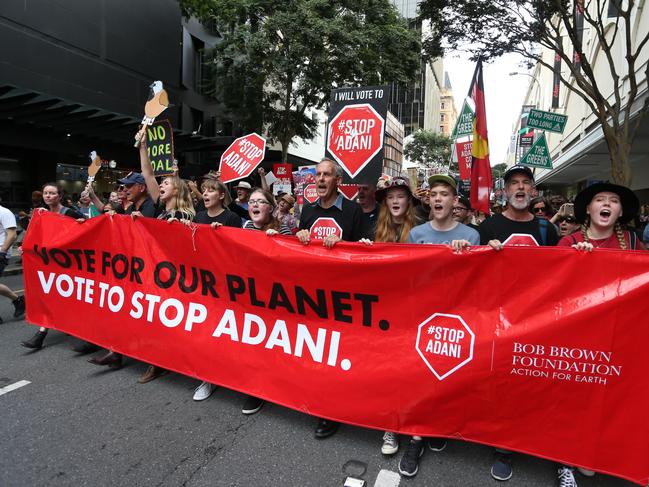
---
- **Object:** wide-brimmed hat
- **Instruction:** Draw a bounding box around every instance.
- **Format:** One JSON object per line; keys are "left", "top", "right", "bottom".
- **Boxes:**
{"left": 279, "top": 194, "right": 295, "bottom": 208}
{"left": 375, "top": 175, "right": 414, "bottom": 203}
{"left": 235, "top": 181, "right": 252, "bottom": 190}
{"left": 573, "top": 182, "right": 639, "bottom": 224}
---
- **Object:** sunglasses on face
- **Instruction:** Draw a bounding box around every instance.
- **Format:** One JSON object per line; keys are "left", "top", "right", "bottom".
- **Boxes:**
{"left": 558, "top": 216, "right": 576, "bottom": 224}
{"left": 533, "top": 206, "right": 546, "bottom": 213}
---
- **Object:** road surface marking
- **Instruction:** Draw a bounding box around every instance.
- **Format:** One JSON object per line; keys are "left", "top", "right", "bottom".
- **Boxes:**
{"left": 0, "top": 380, "right": 31, "bottom": 397}
{"left": 373, "top": 469, "right": 400, "bottom": 487}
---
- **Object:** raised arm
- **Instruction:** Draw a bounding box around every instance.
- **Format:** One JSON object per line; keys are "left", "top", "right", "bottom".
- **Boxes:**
{"left": 137, "top": 131, "right": 160, "bottom": 201}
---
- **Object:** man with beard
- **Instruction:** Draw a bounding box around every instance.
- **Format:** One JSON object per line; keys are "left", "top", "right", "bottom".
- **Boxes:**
{"left": 479, "top": 165, "right": 558, "bottom": 250}
{"left": 478, "top": 165, "right": 558, "bottom": 482}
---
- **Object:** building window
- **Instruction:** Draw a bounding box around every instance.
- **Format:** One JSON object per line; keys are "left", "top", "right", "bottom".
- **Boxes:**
{"left": 192, "top": 36, "right": 205, "bottom": 94}
{"left": 440, "top": 113, "right": 445, "bottom": 121}
{"left": 441, "top": 102, "right": 445, "bottom": 110}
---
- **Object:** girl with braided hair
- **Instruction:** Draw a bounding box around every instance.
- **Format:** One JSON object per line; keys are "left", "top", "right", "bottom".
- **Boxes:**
{"left": 558, "top": 182, "right": 645, "bottom": 251}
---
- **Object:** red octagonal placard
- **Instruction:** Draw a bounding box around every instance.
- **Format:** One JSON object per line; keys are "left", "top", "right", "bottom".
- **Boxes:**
{"left": 219, "top": 133, "right": 266, "bottom": 184}
{"left": 416, "top": 313, "right": 475, "bottom": 381}
{"left": 327, "top": 104, "right": 385, "bottom": 179}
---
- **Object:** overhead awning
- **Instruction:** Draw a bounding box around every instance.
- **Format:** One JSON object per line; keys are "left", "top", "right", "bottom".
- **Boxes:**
{"left": 0, "top": 84, "right": 234, "bottom": 152}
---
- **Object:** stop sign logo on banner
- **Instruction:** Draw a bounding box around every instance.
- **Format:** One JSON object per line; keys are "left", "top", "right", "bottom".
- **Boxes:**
{"left": 502, "top": 234, "right": 540, "bottom": 247}
{"left": 219, "top": 133, "right": 266, "bottom": 184}
{"left": 309, "top": 217, "right": 343, "bottom": 240}
{"left": 416, "top": 313, "right": 475, "bottom": 380}
{"left": 327, "top": 104, "right": 385, "bottom": 178}
{"left": 456, "top": 141, "right": 473, "bottom": 181}
{"left": 304, "top": 184, "right": 318, "bottom": 204}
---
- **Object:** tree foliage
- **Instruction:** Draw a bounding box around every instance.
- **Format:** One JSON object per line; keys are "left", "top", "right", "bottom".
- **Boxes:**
{"left": 404, "top": 130, "right": 454, "bottom": 172}
{"left": 180, "top": 0, "right": 421, "bottom": 162}
{"left": 418, "top": 0, "right": 649, "bottom": 185}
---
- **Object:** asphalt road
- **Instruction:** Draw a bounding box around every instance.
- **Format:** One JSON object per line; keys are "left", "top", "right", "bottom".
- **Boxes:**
{"left": 0, "top": 273, "right": 634, "bottom": 487}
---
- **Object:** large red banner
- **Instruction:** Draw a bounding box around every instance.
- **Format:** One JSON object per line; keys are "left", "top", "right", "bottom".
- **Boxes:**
{"left": 23, "top": 212, "right": 649, "bottom": 485}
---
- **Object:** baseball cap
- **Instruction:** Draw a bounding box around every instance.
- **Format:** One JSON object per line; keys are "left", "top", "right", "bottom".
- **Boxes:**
{"left": 427, "top": 174, "right": 457, "bottom": 190}
{"left": 117, "top": 172, "right": 145, "bottom": 185}
{"left": 503, "top": 165, "right": 534, "bottom": 182}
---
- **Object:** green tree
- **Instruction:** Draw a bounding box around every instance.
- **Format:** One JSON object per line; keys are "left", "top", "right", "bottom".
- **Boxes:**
{"left": 404, "top": 130, "right": 454, "bottom": 172}
{"left": 491, "top": 162, "right": 508, "bottom": 180}
{"left": 180, "top": 0, "right": 421, "bottom": 163}
{"left": 418, "top": 0, "right": 649, "bottom": 185}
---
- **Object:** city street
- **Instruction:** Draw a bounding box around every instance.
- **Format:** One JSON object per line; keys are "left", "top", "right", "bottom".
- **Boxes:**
{"left": 0, "top": 273, "right": 634, "bottom": 487}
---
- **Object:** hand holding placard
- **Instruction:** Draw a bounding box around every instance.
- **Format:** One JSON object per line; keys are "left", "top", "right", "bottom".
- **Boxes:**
{"left": 134, "top": 81, "right": 171, "bottom": 148}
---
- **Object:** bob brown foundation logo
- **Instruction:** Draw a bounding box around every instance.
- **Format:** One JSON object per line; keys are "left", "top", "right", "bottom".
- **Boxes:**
{"left": 416, "top": 313, "right": 475, "bottom": 380}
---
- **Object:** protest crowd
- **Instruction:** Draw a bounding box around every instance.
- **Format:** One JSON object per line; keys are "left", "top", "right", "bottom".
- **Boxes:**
{"left": 1, "top": 130, "right": 646, "bottom": 487}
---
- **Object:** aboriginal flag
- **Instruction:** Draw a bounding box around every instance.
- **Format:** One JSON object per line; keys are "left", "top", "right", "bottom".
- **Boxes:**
{"left": 469, "top": 59, "right": 493, "bottom": 215}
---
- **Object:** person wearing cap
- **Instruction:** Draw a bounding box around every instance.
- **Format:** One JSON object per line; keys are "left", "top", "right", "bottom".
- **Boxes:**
{"left": 558, "top": 182, "right": 644, "bottom": 251}
{"left": 116, "top": 171, "right": 156, "bottom": 218}
{"left": 452, "top": 196, "right": 479, "bottom": 231}
{"left": 228, "top": 181, "right": 253, "bottom": 222}
{"left": 274, "top": 193, "right": 297, "bottom": 233}
{"left": 479, "top": 165, "right": 559, "bottom": 252}
{"left": 296, "top": 158, "right": 364, "bottom": 440}
{"left": 406, "top": 174, "right": 479, "bottom": 247}
{"left": 478, "top": 165, "right": 559, "bottom": 482}
{"left": 396, "top": 175, "right": 478, "bottom": 478}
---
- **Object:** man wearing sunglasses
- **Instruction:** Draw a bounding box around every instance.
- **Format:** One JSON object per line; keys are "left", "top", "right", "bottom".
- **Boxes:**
{"left": 452, "top": 196, "right": 479, "bottom": 231}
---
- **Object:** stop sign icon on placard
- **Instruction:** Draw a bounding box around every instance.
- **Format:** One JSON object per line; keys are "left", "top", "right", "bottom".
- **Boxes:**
{"left": 416, "top": 313, "right": 475, "bottom": 381}
{"left": 219, "top": 133, "right": 266, "bottom": 183}
{"left": 327, "top": 104, "right": 385, "bottom": 178}
{"left": 309, "top": 217, "right": 343, "bottom": 240}
{"left": 304, "top": 184, "right": 318, "bottom": 204}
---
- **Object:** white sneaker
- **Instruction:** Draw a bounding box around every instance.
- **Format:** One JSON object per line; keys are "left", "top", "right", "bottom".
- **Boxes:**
{"left": 381, "top": 431, "right": 399, "bottom": 455}
{"left": 192, "top": 381, "right": 215, "bottom": 401}
{"left": 558, "top": 467, "right": 578, "bottom": 487}
{"left": 577, "top": 468, "right": 595, "bottom": 477}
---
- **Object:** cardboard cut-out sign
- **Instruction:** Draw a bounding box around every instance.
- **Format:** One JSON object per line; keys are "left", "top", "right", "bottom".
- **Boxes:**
{"left": 134, "top": 80, "right": 171, "bottom": 148}
{"left": 325, "top": 86, "right": 389, "bottom": 185}
{"left": 87, "top": 150, "right": 102, "bottom": 184}
{"left": 146, "top": 120, "right": 175, "bottom": 176}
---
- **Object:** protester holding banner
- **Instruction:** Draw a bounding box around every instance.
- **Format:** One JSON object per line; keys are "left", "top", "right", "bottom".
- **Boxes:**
{"left": 242, "top": 189, "right": 291, "bottom": 236}
{"left": 371, "top": 175, "right": 418, "bottom": 243}
{"left": 479, "top": 166, "right": 559, "bottom": 251}
{"left": 296, "top": 158, "right": 365, "bottom": 438}
{"left": 297, "top": 158, "right": 364, "bottom": 250}
{"left": 193, "top": 179, "right": 241, "bottom": 228}
{"left": 406, "top": 175, "right": 479, "bottom": 247}
{"left": 477, "top": 165, "right": 558, "bottom": 482}
{"left": 555, "top": 183, "right": 643, "bottom": 485}
{"left": 22, "top": 183, "right": 83, "bottom": 349}
{"left": 558, "top": 183, "right": 644, "bottom": 251}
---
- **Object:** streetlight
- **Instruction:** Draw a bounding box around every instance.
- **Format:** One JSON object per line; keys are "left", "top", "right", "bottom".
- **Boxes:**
{"left": 509, "top": 71, "right": 542, "bottom": 98}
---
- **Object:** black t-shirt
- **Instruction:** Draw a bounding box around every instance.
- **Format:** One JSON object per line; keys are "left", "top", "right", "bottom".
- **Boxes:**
{"left": 126, "top": 196, "right": 157, "bottom": 218}
{"left": 360, "top": 205, "right": 379, "bottom": 240}
{"left": 478, "top": 213, "right": 559, "bottom": 246}
{"left": 298, "top": 196, "right": 363, "bottom": 242}
{"left": 228, "top": 202, "right": 249, "bottom": 220}
{"left": 194, "top": 209, "right": 242, "bottom": 228}
{"left": 59, "top": 206, "right": 84, "bottom": 219}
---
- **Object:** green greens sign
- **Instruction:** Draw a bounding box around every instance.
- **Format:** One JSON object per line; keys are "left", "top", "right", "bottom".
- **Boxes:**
{"left": 520, "top": 133, "right": 552, "bottom": 169}
{"left": 527, "top": 108, "right": 567, "bottom": 134}
{"left": 451, "top": 100, "right": 475, "bottom": 139}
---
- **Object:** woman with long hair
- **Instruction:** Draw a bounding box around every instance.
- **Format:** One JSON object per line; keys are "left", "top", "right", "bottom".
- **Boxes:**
{"left": 372, "top": 176, "right": 418, "bottom": 243}
{"left": 243, "top": 188, "right": 291, "bottom": 235}
{"left": 21, "top": 183, "right": 84, "bottom": 350}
